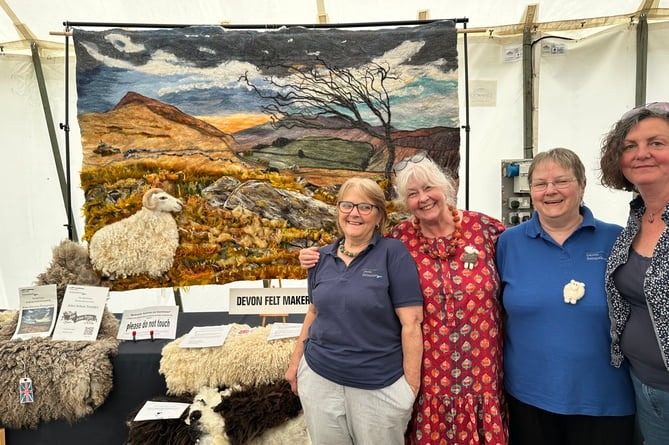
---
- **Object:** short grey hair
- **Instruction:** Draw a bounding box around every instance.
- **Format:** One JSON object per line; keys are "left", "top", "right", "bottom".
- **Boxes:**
{"left": 393, "top": 156, "right": 457, "bottom": 212}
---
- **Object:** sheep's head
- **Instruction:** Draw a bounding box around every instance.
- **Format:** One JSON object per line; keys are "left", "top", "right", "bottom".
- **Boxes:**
{"left": 142, "top": 188, "right": 183, "bottom": 213}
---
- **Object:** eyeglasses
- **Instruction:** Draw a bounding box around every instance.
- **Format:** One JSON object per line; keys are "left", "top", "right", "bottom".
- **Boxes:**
{"left": 337, "top": 201, "right": 377, "bottom": 215}
{"left": 393, "top": 151, "right": 430, "bottom": 173}
{"left": 621, "top": 102, "right": 669, "bottom": 121}
{"left": 530, "top": 178, "right": 577, "bottom": 192}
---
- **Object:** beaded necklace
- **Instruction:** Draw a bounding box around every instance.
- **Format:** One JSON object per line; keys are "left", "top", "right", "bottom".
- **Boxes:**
{"left": 415, "top": 205, "right": 462, "bottom": 260}
{"left": 339, "top": 239, "right": 362, "bottom": 258}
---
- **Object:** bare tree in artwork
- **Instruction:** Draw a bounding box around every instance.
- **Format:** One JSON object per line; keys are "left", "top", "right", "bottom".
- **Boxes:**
{"left": 240, "top": 57, "right": 400, "bottom": 183}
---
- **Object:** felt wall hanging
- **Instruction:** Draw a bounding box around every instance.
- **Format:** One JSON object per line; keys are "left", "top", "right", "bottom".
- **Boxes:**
{"left": 72, "top": 21, "right": 459, "bottom": 291}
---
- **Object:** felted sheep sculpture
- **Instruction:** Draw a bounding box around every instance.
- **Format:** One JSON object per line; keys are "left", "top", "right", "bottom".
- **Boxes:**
{"left": 89, "top": 188, "right": 183, "bottom": 279}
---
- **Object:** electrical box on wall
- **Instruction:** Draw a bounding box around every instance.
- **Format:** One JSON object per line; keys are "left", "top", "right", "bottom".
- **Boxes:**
{"left": 501, "top": 159, "right": 534, "bottom": 227}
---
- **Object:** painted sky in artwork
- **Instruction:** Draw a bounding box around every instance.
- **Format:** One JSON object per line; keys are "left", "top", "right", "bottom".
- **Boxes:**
{"left": 72, "top": 21, "right": 459, "bottom": 131}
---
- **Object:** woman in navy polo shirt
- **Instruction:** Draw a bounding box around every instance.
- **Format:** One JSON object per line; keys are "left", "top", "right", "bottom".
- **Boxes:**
{"left": 300, "top": 157, "right": 509, "bottom": 444}
{"left": 285, "top": 177, "right": 423, "bottom": 445}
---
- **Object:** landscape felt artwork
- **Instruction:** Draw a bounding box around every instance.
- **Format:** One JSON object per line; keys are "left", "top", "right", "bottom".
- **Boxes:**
{"left": 72, "top": 21, "right": 460, "bottom": 290}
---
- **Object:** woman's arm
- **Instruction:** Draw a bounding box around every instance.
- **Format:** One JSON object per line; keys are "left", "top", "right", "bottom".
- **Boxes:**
{"left": 395, "top": 305, "right": 423, "bottom": 396}
{"left": 284, "top": 303, "right": 317, "bottom": 395}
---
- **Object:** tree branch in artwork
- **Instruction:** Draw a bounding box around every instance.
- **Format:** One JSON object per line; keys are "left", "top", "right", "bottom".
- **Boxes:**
{"left": 240, "top": 57, "right": 401, "bottom": 181}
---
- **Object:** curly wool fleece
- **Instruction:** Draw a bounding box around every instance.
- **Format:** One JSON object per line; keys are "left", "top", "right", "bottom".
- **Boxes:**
{"left": 0, "top": 239, "right": 120, "bottom": 429}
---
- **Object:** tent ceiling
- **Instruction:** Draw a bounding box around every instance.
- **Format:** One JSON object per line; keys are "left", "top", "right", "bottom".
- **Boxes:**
{"left": 2, "top": 0, "right": 669, "bottom": 55}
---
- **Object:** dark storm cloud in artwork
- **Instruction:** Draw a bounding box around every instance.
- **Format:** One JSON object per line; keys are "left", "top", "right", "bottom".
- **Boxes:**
{"left": 72, "top": 21, "right": 459, "bottom": 130}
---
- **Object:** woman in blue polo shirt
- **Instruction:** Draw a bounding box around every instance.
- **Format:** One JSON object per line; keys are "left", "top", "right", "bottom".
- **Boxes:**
{"left": 284, "top": 177, "right": 423, "bottom": 445}
{"left": 496, "top": 148, "right": 635, "bottom": 445}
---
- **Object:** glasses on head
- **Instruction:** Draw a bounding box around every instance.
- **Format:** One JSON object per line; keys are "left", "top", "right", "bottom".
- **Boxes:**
{"left": 337, "top": 201, "right": 377, "bottom": 215}
{"left": 530, "top": 178, "right": 577, "bottom": 192}
{"left": 393, "top": 151, "right": 430, "bottom": 173}
{"left": 620, "top": 102, "right": 669, "bottom": 121}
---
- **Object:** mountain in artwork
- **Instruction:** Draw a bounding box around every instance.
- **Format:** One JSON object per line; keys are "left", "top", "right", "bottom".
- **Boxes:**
{"left": 79, "top": 91, "right": 460, "bottom": 177}
{"left": 78, "top": 92, "right": 239, "bottom": 170}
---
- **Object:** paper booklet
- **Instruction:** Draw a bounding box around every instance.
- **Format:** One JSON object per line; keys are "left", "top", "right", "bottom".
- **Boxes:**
{"left": 52, "top": 285, "right": 109, "bottom": 341}
{"left": 12, "top": 284, "right": 58, "bottom": 340}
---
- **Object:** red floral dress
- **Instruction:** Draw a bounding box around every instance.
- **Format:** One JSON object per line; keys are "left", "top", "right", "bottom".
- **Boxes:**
{"left": 389, "top": 211, "right": 508, "bottom": 445}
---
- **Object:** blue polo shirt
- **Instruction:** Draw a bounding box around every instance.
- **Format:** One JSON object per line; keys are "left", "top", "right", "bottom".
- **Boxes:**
{"left": 496, "top": 206, "right": 635, "bottom": 415}
{"left": 304, "top": 232, "right": 423, "bottom": 389}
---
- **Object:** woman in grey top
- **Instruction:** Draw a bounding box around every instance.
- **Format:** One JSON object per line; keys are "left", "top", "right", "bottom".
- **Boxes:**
{"left": 600, "top": 102, "right": 669, "bottom": 445}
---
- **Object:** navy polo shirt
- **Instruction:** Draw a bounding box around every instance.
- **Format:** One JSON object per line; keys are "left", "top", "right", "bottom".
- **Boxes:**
{"left": 304, "top": 232, "right": 423, "bottom": 389}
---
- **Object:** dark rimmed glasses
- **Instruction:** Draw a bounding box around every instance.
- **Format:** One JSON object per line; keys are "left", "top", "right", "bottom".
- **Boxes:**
{"left": 530, "top": 178, "right": 577, "bottom": 192}
{"left": 393, "top": 151, "right": 430, "bottom": 173}
{"left": 337, "top": 201, "right": 377, "bottom": 215}
{"left": 621, "top": 102, "right": 669, "bottom": 121}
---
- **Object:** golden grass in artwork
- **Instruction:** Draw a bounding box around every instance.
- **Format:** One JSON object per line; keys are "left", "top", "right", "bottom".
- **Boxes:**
{"left": 81, "top": 161, "right": 336, "bottom": 291}
{"left": 76, "top": 95, "right": 416, "bottom": 291}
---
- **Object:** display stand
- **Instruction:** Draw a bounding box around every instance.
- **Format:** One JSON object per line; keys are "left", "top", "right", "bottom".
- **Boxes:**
{"left": 260, "top": 314, "right": 288, "bottom": 326}
{"left": 260, "top": 278, "right": 288, "bottom": 326}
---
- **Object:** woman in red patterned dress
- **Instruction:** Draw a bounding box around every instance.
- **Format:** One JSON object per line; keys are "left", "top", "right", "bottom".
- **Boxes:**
{"left": 299, "top": 154, "right": 508, "bottom": 444}
{"left": 390, "top": 154, "right": 507, "bottom": 445}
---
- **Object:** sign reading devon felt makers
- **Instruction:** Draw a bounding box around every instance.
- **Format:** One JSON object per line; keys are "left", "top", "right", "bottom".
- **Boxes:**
{"left": 229, "top": 288, "right": 310, "bottom": 314}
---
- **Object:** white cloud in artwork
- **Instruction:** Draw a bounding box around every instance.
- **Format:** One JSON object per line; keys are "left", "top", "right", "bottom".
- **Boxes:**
{"left": 80, "top": 42, "right": 135, "bottom": 69}
{"left": 374, "top": 40, "right": 426, "bottom": 67}
{"left": 374, "top": 40, "right": 458, "bottom": 83}
{"left": 198, "top": 47, "right": 216, "bottom": 55}
{"left": 104, "top": 33, "right": 146, "bottom": 53}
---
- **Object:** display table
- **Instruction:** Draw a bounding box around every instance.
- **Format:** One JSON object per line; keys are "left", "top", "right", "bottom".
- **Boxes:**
{"left": 4, "top": 312, "right": 304, "bottom": 445}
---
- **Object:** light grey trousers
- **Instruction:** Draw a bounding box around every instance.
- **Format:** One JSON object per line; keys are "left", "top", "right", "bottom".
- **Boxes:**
{"left": 297, "top": 356, "right": 416, "bottom": 445}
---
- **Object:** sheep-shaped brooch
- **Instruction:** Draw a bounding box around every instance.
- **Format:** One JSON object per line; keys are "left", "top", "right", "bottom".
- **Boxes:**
{"left": 563, "top": 279, "right": 585, "bottom": 304}
{"left": 88, "top": 188, "right": 183, "bottom": 280}
{"left": 462, "top": 245, "right": 480, "bottom": 269}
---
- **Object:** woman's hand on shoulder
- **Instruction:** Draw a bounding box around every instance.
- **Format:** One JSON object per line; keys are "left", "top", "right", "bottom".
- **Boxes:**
{"left": 299, "top": 246, "right": 320, "bottom": 269}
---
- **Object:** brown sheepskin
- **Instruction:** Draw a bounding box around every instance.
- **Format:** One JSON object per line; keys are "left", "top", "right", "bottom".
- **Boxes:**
{"left": 125, "top": 395, "right": 195, "bottom": 445}
{"left": 35, "top": 239, "right": 103, "bottom": 303}
{"left": 160, "top": 324, "right": 296, "bottom": 396}
{"left": 214, "top": 380, "right": 302, "bottom": 445}
{"left": 186, "top": 384, "right": 310, "bottom": 445}
{"left": 0, "top": 239, "right": 120, "bottom": 429}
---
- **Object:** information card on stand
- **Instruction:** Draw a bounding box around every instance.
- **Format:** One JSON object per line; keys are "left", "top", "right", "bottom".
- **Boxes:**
{"left": 12, "top": 284, "right": 58, "bottom": 340}
{"left": 134, "top": 400, "right": 190, "bottom": 421}
{"left": 178, "top": 324, "right": 233, "bottom": 348}
{"left": 267, "top": 322, "right": 302, "bottom": 340}
{"left": 117, "top": 305, "right": 179, "bottom": 341}
{"left": 52, "top": 285, "right": 108, "bottom": 341}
